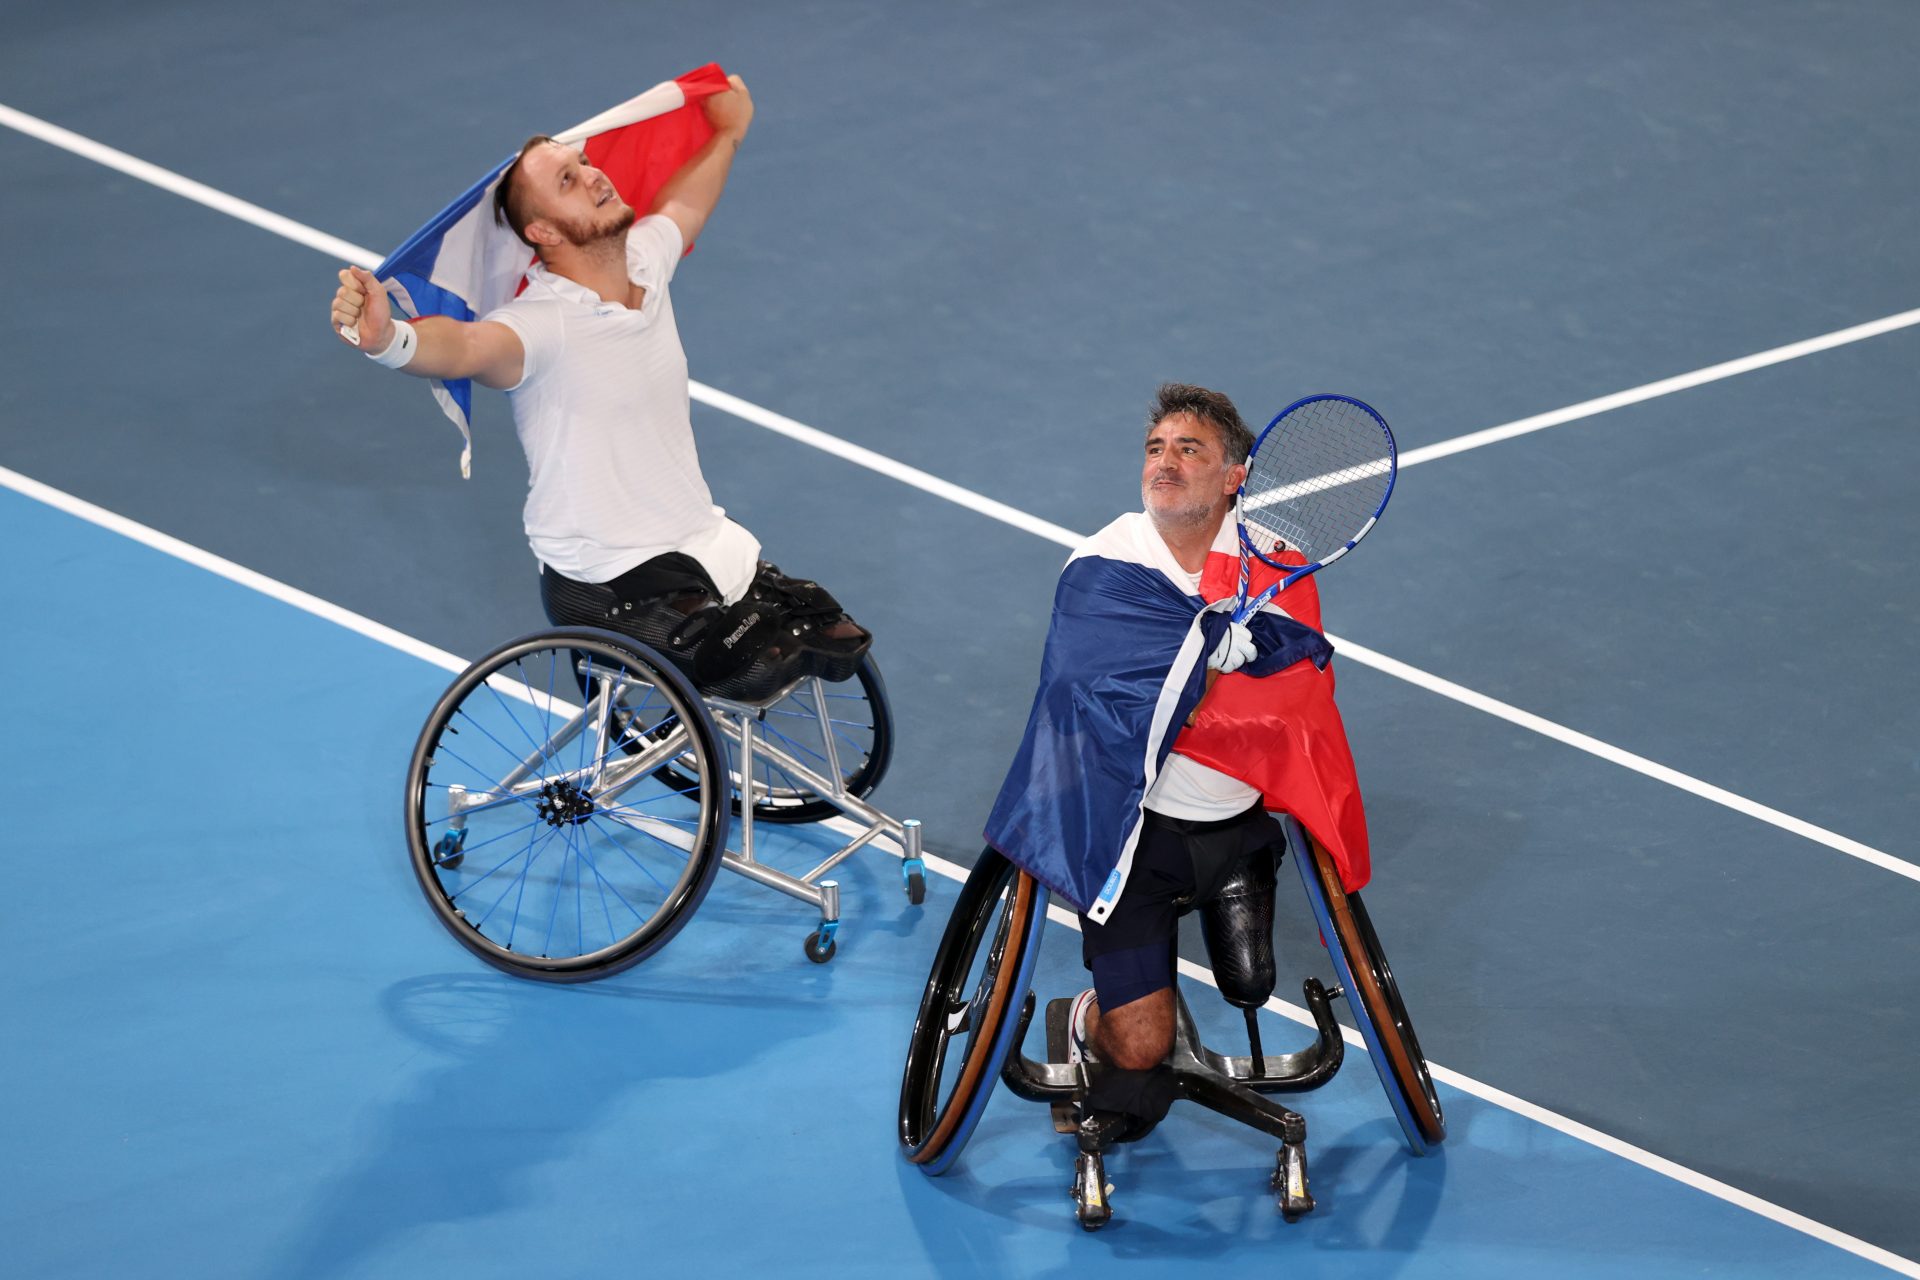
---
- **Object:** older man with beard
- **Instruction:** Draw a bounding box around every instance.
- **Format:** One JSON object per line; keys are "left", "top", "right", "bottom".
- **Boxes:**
{"left": 329, "top": 76, "right": 869, "bottom": 698}
{"left": 982, "top": 383, "right": 1358, "bottom": 1141}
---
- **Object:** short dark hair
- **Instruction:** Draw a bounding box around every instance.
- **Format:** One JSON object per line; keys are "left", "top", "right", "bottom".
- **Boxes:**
{"left": 1147, "top": 383, "right": 1254, "bottom": 464}
{"left": 492, "top": 134, "right": 556, "bottom": 247}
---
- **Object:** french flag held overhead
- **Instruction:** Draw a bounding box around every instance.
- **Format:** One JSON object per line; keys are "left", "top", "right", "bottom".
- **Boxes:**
{"left": 370, "top": 64, "right": 732, "bottom": 476}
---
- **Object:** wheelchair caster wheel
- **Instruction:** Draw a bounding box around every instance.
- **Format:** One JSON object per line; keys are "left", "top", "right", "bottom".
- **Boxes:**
{"left": 431, "top": 830, "right": 467, "bottom": 870}
{"left": 1072, "top": 1152, "right": 1113, "bottom": 1231}
{"left": 905, "top": 868, "right": 926, "bottom": 905}
{"left": 1273, "top": 1142, "right": 1314, "bottom": 1222}
{"left": 803, "top": 929, "right": 838, "bottom": 964}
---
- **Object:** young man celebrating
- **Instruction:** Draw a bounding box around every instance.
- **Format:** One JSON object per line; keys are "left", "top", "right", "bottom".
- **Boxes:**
{"left": 330, "top": 74, "right": 867, "bottom": 698}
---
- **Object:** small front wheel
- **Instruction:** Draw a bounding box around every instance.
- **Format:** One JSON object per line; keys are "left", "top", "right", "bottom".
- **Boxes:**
{"left": 430, "top": 829, "right": 467, "bottom": 871}
{"left": 804, "top": 929, "right": 838, "bottom": 964}
{"left": 1073, "top": 1152, "right": 1113, "bottom": 1231}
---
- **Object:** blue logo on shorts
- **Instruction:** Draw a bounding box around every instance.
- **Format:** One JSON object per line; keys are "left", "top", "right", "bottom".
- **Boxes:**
{"left": 1097, "top": 870, "right": 1122, "bottom": 903}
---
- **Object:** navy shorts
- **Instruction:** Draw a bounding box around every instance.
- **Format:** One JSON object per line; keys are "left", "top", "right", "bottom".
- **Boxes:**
{"left": 1079, "top": 804, "right": 1283, "bottom": 1012}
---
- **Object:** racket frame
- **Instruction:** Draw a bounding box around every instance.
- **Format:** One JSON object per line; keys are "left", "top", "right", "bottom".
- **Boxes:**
{"left": 1229, "top": 393, "right": 1397, "bottom": 622}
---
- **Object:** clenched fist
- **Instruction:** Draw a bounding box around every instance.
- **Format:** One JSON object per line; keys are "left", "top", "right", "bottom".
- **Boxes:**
{"left": 704, "top": 74, "right": 754, "bottom": 141}
{"left": 331, "top": 265, "right": 393, "bottom": 351}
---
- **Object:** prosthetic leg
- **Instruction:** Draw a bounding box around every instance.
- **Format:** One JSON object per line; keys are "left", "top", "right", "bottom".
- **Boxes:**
{"left": 1201, "top": 844, "right": 1281, "bottom": 1071}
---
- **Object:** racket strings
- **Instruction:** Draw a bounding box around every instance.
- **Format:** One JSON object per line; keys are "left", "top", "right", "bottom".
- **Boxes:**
{"left": 1241, "top": 398, "right": 1392, "bottom": 564}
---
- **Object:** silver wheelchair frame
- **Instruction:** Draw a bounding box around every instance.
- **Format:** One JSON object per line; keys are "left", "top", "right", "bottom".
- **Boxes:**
{"left": 702, "top": 681, "right": 925, "bottom": 950}
{"left": 405, "top": 627, "right": 924, "bottom": 980}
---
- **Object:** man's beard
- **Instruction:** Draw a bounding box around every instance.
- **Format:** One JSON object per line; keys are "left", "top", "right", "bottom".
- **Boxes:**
{"left": 1143, "top": 482, "right": 1221, "bottom": 533}
{"left": 554, "top": 202, "right": 636, "bottom": 247}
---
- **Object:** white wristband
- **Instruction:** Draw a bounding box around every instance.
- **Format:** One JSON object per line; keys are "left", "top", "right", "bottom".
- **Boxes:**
{"left": 365, "top": 322, "right": 418, "bottom": 369}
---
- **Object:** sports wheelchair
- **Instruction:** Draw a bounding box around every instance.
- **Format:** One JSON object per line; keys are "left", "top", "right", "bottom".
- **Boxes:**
{"left": 403, "top": 627, "right": 924, "bottom": 981}
{"left": 897, "top": 817, "right": 1444, "bottom": 1230}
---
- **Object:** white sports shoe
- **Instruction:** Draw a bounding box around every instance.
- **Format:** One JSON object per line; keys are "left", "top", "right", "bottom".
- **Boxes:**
{"left": 1067, "top": 988, "right": 1100, "bottom": 1066}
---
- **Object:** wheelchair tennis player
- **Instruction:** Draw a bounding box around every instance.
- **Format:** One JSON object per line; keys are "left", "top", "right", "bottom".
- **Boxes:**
{"left": 328, "top": 73, "right": 868, "bottom": 700}
{"left": 984, "top": 382, "right": 1372, "bottom": 1138}
{"left": 900, "top": 385, "right": 1435, "bottom": 1228}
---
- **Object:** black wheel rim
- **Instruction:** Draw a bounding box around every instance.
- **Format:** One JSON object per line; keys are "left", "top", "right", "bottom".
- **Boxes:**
{"left": 899, "top": 849, "right": 1039, "bottom": 1164}
{"left": 1347, "top": 891, "right": 1445, "bottom": 1134}
{"left": 405, "top": 630, "right": 729, "bottom": 982}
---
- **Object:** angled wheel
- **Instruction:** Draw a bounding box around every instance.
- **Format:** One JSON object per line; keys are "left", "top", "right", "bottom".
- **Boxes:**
{"left": 899, "top": 847, "right": 1048, "bottom": 1175}
{"left": 1287, "top": 818, "right": 1446, "bottom": 1153}
{"left": 732, "top": 654, "right": 895, "bottom": 824}
{"left": 405, "top": 629, "right": 731, "bottom": 982}
{"left": 657, "top": 654, "right": 893, "bottom": 825}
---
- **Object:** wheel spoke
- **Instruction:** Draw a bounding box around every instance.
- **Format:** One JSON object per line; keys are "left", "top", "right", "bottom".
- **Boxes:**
{"left": 407, "top": 633, "right": 733, "bottom": 981}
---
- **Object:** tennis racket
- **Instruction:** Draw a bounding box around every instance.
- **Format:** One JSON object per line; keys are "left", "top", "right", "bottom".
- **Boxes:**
{"left": 1227, "top": 393, "right": 1397, "bottom": 623}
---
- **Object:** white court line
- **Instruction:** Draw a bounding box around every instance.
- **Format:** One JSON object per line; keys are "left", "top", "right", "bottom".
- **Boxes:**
{"left": 1397, "top": 307, "right": 1920, "bottom": 470}
{"left": 2, "top": 467, "right": 1916, "bottom": 1277}
{"left": 4, "top": 114, "right": 1919, "bottom": 1274}
{"left": 689, "top": 384, "right": 1085, "bottom": 546}
{"left": 0, "top": 464, "right": 471, "bottom": 678}
{"left": 0, "top": 103, "right": 373, "bottom": 267}
{"left": 1335, "top": 637, "right": 1920, "bottom": 884}
{"left": 2, "top": 99, "right": 1914, "bottom": 887}
{"left": 7, "top": 96, "right": 1919, "bottom": 485}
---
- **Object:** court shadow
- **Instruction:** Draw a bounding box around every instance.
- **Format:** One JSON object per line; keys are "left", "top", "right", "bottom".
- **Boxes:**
{"left": 892, "top": 1159, "right": 1028, "bottom": 1275}
{"left": 257, "top": 970, "right": 802, "bottom": 1280}
{"left": 899, "top": 1102, "right": 1446, "bottom": 1269}
{"left": 1309, "top": 1131, "right": 1450, "bottom": 1259}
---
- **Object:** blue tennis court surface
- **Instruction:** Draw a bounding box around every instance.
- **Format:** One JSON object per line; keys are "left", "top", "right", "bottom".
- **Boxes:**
{"left": 1, "top": 488, "right": 1902, "bottom": 1277}
{"left": 4, "top": 3, "right": 1919, "bottom": 1275}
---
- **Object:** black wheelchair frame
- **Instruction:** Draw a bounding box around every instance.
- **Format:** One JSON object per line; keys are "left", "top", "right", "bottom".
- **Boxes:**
{"left": 898, "top": 817, "right": 1444, "bottom": 1230}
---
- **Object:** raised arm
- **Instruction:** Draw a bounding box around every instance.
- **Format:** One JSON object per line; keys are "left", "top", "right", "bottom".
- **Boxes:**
{"left": 331, "top": 265, "right": 525, "bottom": 390}
{"left": 649, "top": 74, "right": 755, "bottom": 250}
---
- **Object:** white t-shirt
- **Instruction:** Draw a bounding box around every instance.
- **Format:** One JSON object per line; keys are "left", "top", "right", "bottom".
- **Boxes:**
{"left": 1136, "top": 519, "right": 1263, "bottom": 822}
{"left": 482, "top": 215, "right": 759, "bottom": 600}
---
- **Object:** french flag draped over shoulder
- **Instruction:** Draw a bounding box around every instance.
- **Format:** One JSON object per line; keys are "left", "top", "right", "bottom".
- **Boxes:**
{"left": 983, "top": 514, "right": 1361, "bottom": 922}
{"left": 1182, "top": 530, "right": 1374, "bottom": 893}
{"left": 370, "top": 64, "right": 732, "bottom": 476}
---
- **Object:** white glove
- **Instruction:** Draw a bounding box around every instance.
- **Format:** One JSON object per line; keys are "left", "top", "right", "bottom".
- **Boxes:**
{"left": 1207, "top": 620, "right": 1256, "bottom": 675}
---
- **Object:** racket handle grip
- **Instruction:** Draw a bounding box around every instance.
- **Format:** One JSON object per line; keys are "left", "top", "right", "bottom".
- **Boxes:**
{"left": 1232, "top": 582, "right": 1280, "bottom": 623}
